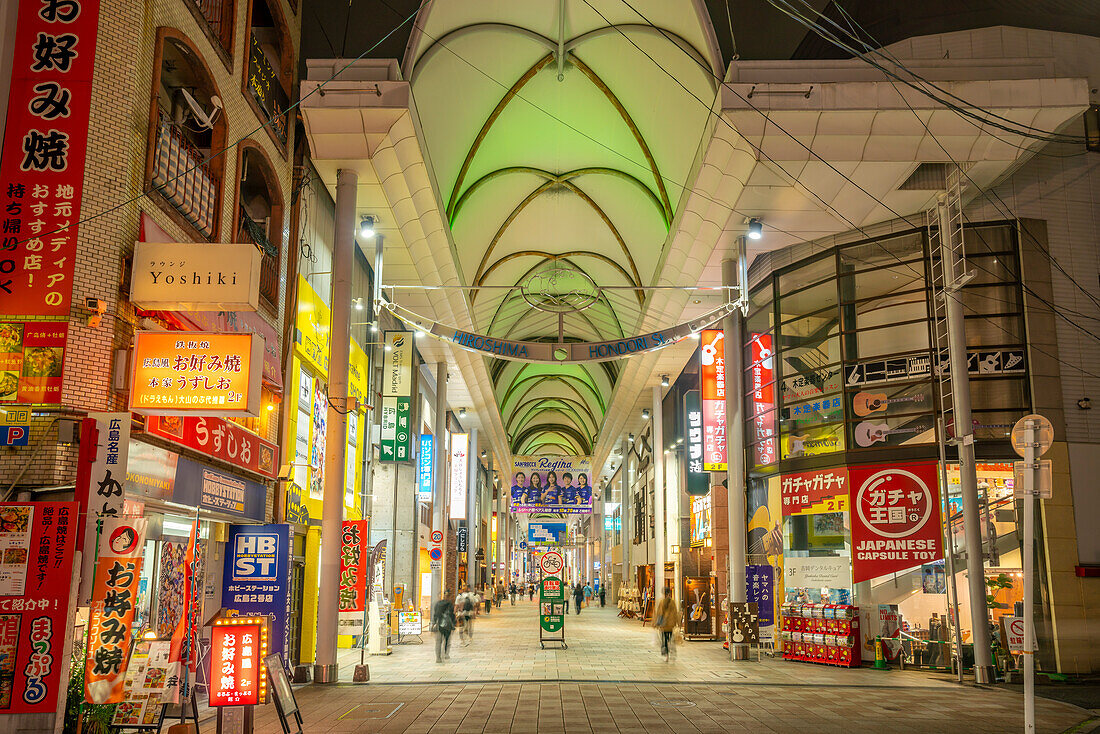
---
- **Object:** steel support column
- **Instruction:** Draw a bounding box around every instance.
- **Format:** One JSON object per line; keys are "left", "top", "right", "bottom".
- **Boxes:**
{"left": 431, "top": 363, "right": 447, "bottom": 603}
{"left": 723, "top": 255, "right": 748, "bottom": 661}
{"left": 653, "top": 386, "right": 666, "bottom": 601}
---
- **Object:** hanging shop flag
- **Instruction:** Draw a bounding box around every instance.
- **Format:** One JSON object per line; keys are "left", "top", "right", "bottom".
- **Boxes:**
{"left": 295, "top": 275, "right": 330, "bottom": 374}
{"left": 75, "top": 412, "right": 131, "bottom": 601}
{"left": 382, "top": 331, "right": 412, "bottom": 397}
{"left": 0, "top": 502, "right": 77, "bottom": 714}
{"left": 780, "top": 467, "right": 849, "bottom": 516}
{"left": 749, "top": 332, "right": 777, "bottom": 466}
{"left": 209, "top": 617, "right": 269, "bottom": 706}
{"left": 509, "top": 456, "right": 594, "bottom": 515}
{"left": 746, "top": 564, "right": 775, "bottom": 628}
{"left": 689, "top": 494, "right": 711, "bottom": 548}
{"left": 145, "top": 416, "right": 278, "bottom": 479}
{"left": 164, "top": 520, "right": 197, "bottom": 705}
{"left": 418, "top": 434, "right": 433, "bottom": 502}
{"left": 699, "top": 329, "right": 727, "bottom": 471}
{"left": 0, "top": 0, "right": 101, "bottom": 318}
{"left": 129, "top": 332, "right": 264, "bottom": 417}
{"left": 849, "top": 461, "right": 943, "bottom": 584}
{"left": 338, "top": 519, "right": 369, "bottom": 633}
{"left": 222, "top": 525, "right": 292, "bottom": 665}
{"left": 449, "top": 433, "right": 469, "bottom": 519}
{"left": 85, "top": 517, "right": 147, "bottom": 703}
{"left": 379, "top": 396, "right": 411, "bottom": 462}
{"left": 0, "top": 322, "right": 67, "bottom": 404}
{"left": 367, "top": 540, "right": 387, "bottom": 601}
{"left": 684, "top": 390, "right": 709, "bottom": 495}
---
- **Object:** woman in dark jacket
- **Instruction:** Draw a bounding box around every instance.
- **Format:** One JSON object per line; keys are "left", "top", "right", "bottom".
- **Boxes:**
{"left": 431, "top": 592, "right": 457, "bottom": 663}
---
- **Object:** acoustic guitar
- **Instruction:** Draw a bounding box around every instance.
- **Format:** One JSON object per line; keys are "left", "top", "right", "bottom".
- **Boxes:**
{"left": 854, "top": 420, "right": 923, "bottom": 447}
{"left": 690, "top": 589, "right": 708, "bottom": 622}
{"left": 853, "top": 391, "right": 925, "bottom": 417}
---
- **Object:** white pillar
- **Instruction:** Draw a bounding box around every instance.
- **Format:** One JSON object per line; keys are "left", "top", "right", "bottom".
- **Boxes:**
{"left": 466, "top": 429, "right": 478, "bottom": 589}
{"left": 653, "top": 386, "right": 666, "bottom": 600}
{"left": 621, "top": 438, "right": 631, "bottom": 588}
{"left": 314, "top": 168, "right": 356, "bottom": 683}
{"left": 723, "top": 255, "right": 748, "bottom": 660}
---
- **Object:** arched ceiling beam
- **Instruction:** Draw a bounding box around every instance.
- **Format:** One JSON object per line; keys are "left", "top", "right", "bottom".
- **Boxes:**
{"left": 470, "top": 177, "right": 644, "bottom": 295}
{"left": 503, "top": 361, "right": 612, "bottom": 404}
{"left": 408, "top": 24, "right": 556, "bottom": 84}
{"left": 564, "top": 24, "right": 720, "bottom": 85}
{"left": 512, "top": 411, "right": 594, "bottom": 448}
{"left": 521, "top": 441, "right": 579, "bottom": 456}
{"left": 512, "top": 424, "right": 591, "bottom": 455}
{"left": 506, "top": 396, "right": 599, "bottom": 436}
{"left": 452, "top": 166, "right": 669, "bottom": 228}
{"left": 477, "top": 250, "right": 642, "bottom": 306}
{"left": 499, "top": 373, "right": 606, "bottom": 417}
{"left": 507, "top": 402, "right": 597, "bottom": 442}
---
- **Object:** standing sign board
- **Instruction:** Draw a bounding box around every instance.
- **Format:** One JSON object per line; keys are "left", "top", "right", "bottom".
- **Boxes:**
{"left": 86, "top": 517, "right": 147, "bottom": 703}
{"left": 209, "top": 617, "right": 268, "bottom": 706}
{"left": 538, "top": 574, "right": 566, "bottom": 648}
{"left": 222, "top": 525, "right": 291, "bottom": 665}
{"left": 728, "top": 602, "right": 760, "bottom": 645}
{"left": 0, "top": 502, "right": 77, "bottom": 714}
{"left": 110, "top": 640, "right": 173, "bottom": 729}
{"left": 849, "top": 462, "right": 943, "bottom": 584}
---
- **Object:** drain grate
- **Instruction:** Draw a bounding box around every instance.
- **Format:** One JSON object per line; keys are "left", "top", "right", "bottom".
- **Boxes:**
{"left": 337, "top": 703, "right": 405, "bottom": 720}
{"left": 649, "top": 700, "right": 697, "bottom": 708}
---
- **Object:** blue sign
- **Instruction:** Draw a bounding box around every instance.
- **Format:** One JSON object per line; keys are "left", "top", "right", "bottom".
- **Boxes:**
{"left": 0, "top": 426, "right": 29, "bottom": 446}
{"left": 418, "top": 434, "right": 433, "bottom": 502}
{"left": 528, "top": 522, "right": 566, "bottom": 545}
{"left": 174, "top": 457, "right": 266, "bottom": 521}
{"left": 223, "top": 524, "right": 291, "bottom": 664}
{"left": 746, "top": 564, "right": 774, "bottom": 627}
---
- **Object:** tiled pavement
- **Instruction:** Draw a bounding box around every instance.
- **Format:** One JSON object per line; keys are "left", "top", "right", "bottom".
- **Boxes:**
{"left": 200, "top": 600, "right": 1096, "bottom": 732}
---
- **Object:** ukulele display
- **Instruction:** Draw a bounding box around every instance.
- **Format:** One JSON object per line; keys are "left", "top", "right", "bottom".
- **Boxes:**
{"left": 854, "top": 420, "right": 925, "bottom": 447}
{"left": 852, "top": 391, "right": 926, "bottom": 417}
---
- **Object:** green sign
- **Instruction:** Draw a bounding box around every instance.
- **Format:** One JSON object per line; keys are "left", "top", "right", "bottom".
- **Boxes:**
{"left": 539, "top": 575, "right": 565, "bottom": 633}
{"left": 380, "top": 396, "right": 412, "bottom": 462}
{"left": 540, "top": 575, "right": 564, "bottom": 601}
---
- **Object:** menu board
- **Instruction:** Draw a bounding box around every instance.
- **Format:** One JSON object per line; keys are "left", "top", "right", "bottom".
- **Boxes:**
{"left": 0, "top": 322, "right": 67, "bottom": 405}
{"left": 111, "top": 640, "right": 173, "bottom": 728}
{"left": 0, "top": 505, "right": 33, "bottom": 595}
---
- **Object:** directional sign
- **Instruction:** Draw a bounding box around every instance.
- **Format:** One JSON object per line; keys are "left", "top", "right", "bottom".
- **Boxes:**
{"left": 539, "top": 551, "right": 564, "bottom": 576}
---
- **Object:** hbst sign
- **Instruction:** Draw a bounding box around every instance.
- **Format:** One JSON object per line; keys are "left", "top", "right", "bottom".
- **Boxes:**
{"left": 232, "top": 531, "right": 280, "bottom": 581}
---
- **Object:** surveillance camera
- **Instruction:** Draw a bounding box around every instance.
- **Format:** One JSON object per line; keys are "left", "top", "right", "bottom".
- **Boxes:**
{"left": 86, "top": 298, "right": 107, "bottom": 313}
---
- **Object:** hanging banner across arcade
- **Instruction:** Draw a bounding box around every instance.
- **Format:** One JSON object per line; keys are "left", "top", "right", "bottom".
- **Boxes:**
{"left": 222, "top": 525, "right": 291, "bottom": 664}
{"left": 849, "top": 462, "right": 943, "bottom": 584}
{"left": 0, "top": 502, "right": 77, "bottom": 714}
{"left": 699, "top": 329, "right": 727, "bottom": 471}
{"left": 86, "top": 517, "right": 147, "bottom": 704}
{"left": 0, "top": 0, "right": 101, "bottom": 318}
{"left": 510, "top": 456, "right": 594, "bottom": 515}
{"left": 528, "top": 522, "right": 567, "bottom": 545}
{"left": 684, "top": 390, "right": 709, "bottom": 495}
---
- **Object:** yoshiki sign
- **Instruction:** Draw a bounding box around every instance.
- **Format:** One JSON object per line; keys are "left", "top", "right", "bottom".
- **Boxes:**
{"left": 129, "top": 242, "right": 261, "bottom": 311}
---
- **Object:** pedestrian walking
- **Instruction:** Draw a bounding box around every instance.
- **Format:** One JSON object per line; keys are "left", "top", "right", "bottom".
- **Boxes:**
{"left": 457, "top": 585, "right": 477, "bottom": 645}
{"left": 509, "top": 581, "right": 517, "bottom": 605}
{"left": 583, "top": 582, "right": 593, "bottom": 608}
{"left": 573, "top": 582, "right": 584, "bottom": 615}
{"left": 483, "top": 584, "right": 492, "bottom": 614}
{"left": 599, "top": 585, "right": 606, "bottom": 607}
{"left": 654, "top": 587, "right": 680, "bottom": 660}
{"left": 529, "top": 583, "right": 535, "bottom": 601}
{"left": 496, "top": 582, "right": 505, "bottom": 608}
{"left": 431, "top": 592, "right": 457, "bottom": 663}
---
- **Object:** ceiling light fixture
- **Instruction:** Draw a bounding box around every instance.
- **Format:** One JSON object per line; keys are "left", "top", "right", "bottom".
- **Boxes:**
{"left": 458, "top": 407, "right": 466, "bottom": 418}
{"left": 641, "top": 408, "right": 651, "bottom": 421}
{"left": 354, "top": 298, "right": 363, "bottom": 311}
{"left": 415, "top": 330, "right": 426, "bottom": 339}
{"left": 690, "top": 331, "right": 700, "bottom": 340}
{"left": 628, "top": 433, "right": 634, "bottom": 443}
{"left": 370, "top": 323, "right": 378, "bottom": 333}
{"left": 359, "top": 215, "right": 376, "bottom": 238}
{"left": 747, "top": 218, "right": 763, "bottom": 240}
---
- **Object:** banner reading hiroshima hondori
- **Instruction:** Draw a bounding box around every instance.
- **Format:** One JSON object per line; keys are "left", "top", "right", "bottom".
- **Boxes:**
{"left": 509, "top": 456, "right": 594, "bottom": 515}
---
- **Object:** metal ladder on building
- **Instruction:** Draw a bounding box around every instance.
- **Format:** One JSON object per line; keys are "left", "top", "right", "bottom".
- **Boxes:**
{"left": 927, "top": 165, "right": 970, "bottom": 442}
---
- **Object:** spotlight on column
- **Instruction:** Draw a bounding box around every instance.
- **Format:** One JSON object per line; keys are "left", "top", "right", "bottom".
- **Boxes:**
{"left": 353, "top": 297, "right": 363, "bottom": 311}
{"left": 359, "top": 215, "right": 376, "bottom": 238}
{"left": 628, "top": 433, "right": 634, "bottom": 443}
{"left": 641, "top": 408, "right": 650, "bottom": 421}
{"left": 370, "top": 323, "right": 378, "bottom": 333}
{"left": 481, "top": 450, "right": 486, "bottom": 458}
{"left": 747, "top": 217, "right": 763, "bottom": 240}
{"left": 660, "top": 374, "right": 669, "bottom": 388}
{"left": 459, "top": 407, "right": 467, "bottom": 418}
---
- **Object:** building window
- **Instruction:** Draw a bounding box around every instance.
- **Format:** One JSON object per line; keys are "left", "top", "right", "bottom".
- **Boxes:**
{"left": 245, "top": 0, "right": 292, "bottom": 148}
{"left": 189, "top": 0, "right": 236, "bottom": 58}
{"left": 145, "top": 32, "right": 226, "bottom": 242}
{"left": 235, "top": 143, "right": 284, "bottom": 310}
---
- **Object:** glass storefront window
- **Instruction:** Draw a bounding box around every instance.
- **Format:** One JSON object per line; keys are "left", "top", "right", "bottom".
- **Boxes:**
{"left": 844, "top": 320, "right": 929, "bottom": 360}
{"left": 840, "top": 261, "right": 926, "bottom": 302}
{"left": 777, "top": 254, "right": 836, "bottom": 293}
{"left": 778, "top": 281, "right": 837, "bottom": 323}
{"left": 962, "top": 314, "right": 1025, "bottom": 345}
{"left": 781, "top": 420, "right": 845, "bottom": 460}
{"left": 960, "top": 283, "right": 1021, "bottom": 316}
{"left": 839, "top": 232, "right": 923, "bottom": 271}
{"left": 842, "top": 290, "right": 928, "bottom": 331}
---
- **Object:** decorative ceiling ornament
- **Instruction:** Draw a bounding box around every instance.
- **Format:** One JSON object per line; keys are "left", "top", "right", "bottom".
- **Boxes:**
{"left": 520, "top": 262, "right": 600, "bottom": 314}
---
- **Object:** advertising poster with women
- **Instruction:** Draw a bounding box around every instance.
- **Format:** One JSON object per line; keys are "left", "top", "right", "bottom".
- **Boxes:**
{"left": 509, "top": 456, "right": 594, "bottom": 515}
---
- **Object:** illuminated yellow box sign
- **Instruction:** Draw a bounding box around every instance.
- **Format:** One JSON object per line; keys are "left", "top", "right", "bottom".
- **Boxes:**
{"left": 129, "top": 332, "right": 263, "bottom": 417}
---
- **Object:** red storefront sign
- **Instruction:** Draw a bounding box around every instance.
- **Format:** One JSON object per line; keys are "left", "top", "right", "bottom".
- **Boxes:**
{"left": 339, "top": 520, "right": 369, "bottom": 613}
{"left": 781, "top": 467, "right": 849, "bottom": 516}
{"left": 209, "top": 619, "right": 267, "bottom": 706}
{"left": 0, "top": 0, "right": 100, "bottom": 316}
{"left": 145, "top": 416, "right": 278, "bottom": 479}
{"left": 0, "top": 502, "right": 77, "bottom": 714}
{"left": 85, "top": 517, "right": 146, "bottom": 703}
{"left": 750, "top": 333, "right": 776, "bottom": 465}
{"left": 849, "top": 462, "right": 943, "bottom": 583}
{"left": 0, "top": 322, "right": 67, "bottom": 404}
{"left": 700, "top": 329, "right": 727, "bottom": 471}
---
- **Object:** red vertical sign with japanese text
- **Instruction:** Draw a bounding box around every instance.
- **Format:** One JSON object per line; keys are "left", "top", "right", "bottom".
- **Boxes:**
{"left": 849, "top": 462, "right": 943, "bottom": 584}
{"left": 0, "top": 0, "right": 100, "bottom": 315}
{"left": 339, "top": 520, "right": 369, "bottom": 613}
{"left": 700, "top": 329, "right": 727, "bottom": 471}
{"left": 0, "top": 502, "right": 77, "bottom": 714}
{"left": 750, "top": 333, "right": 777, "bottom": 466}
{"left": 85, "top": 517, "right": 146, "bottom": 703}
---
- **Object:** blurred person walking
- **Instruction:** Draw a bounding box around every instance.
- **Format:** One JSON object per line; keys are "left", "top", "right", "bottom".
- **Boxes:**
{"left": 457, "top": 585, "right": 478, "bottom": 645}
{"left": 654, "top": 587, "right": 680, "bottom": 660}
{"left": 431, "top": 591, "right": 457, "bottom": 663}
{"left": 573, "top": 582, "right": 584, "bottom": 615}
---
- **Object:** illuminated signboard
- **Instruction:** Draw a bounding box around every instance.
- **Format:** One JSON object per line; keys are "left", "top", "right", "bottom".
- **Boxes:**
{"left": 129, "top": 242, "right": 261, "bottom": 312}
{"left": 684, "top": 390, "right": 709, "bottom": 495}
{"left": 690, "top": 494, "right": 711, "bottom": 548}
{"left": 700, "top": 329, "right": 727, "bottom": 471}
{"left": 750, "top": 333, "right": 777, "bottom": 466}
{"left": 129, "top": 332, "right": 263, "bottom": 417}
{"left": 449, "top": 433, "right": 468, "bottom": 520}
{"left": 209, "top": 617, "right": 268, "bottom": 706}
{"left": 418, "top": 434, "right": 433, "bottom": 503}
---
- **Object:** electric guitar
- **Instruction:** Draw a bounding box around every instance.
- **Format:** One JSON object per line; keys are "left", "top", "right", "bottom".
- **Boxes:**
{"left": 853, "top": 391, "right": 926, "bottom": 417}
{"left": 854, "top": 420, "right": 924, "bottom": 447}
{"left": 690, "top": 589, "right": 708, "bottom": 622}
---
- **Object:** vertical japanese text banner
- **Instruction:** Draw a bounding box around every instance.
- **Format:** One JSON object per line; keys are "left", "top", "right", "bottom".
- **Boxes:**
{"left": 77, "top": 412, "right": 131, "bottom": 602}
{"left": 380, "top": 332, "right": 412, "bottom": 463}
{"left": 699, "top": 329, "right": 727, "bottom": 471}
{"left": 338, "top": 519, "right": 369, "bottom": 633}
{"left": 85, "top": 517, "right": 147, "bottom": 703}
{"left": 0, "top": 502, "right": 77, "bottom": 714}
{"left": 449, "top": 433, "right": 468, "bottom": 520}
{"left": 0, "top": 0, "right": 101, "bottom": 316}
{"left": 684, "top": 390, "right": 709, "bottom": 495}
